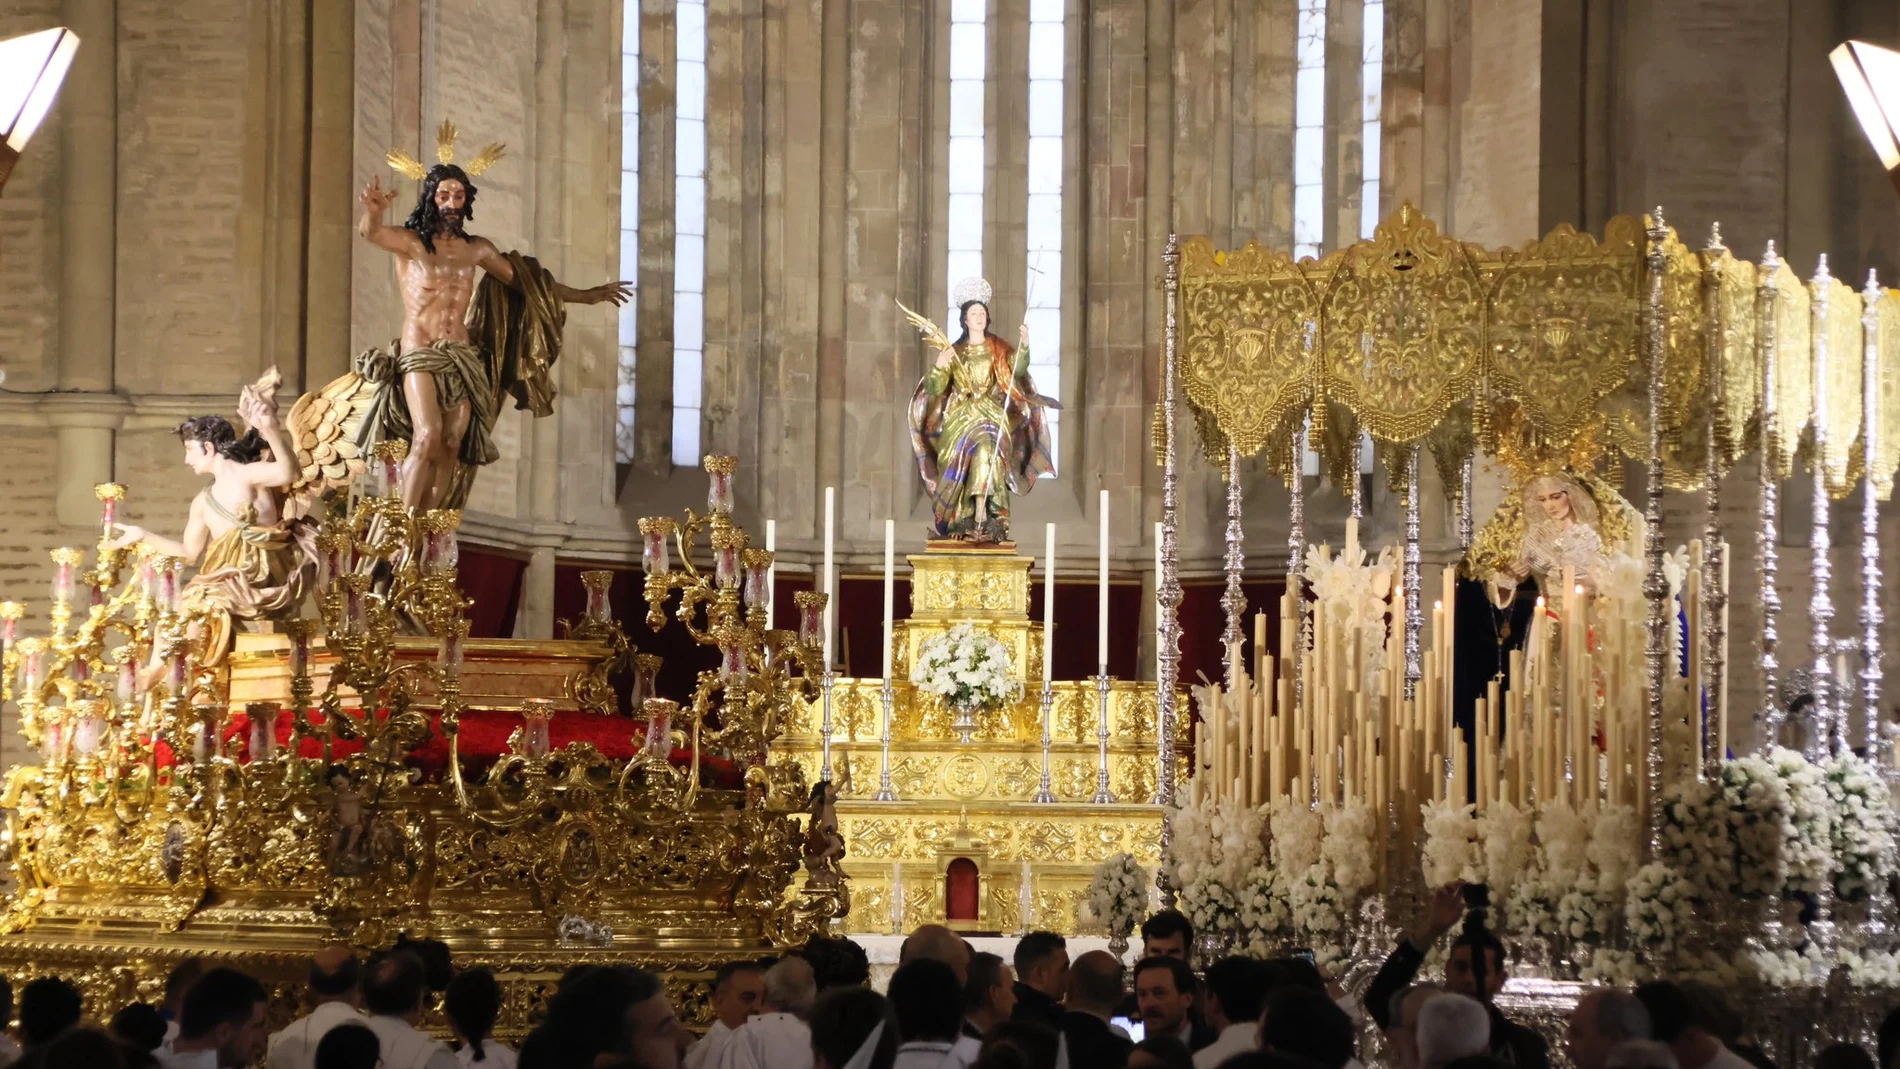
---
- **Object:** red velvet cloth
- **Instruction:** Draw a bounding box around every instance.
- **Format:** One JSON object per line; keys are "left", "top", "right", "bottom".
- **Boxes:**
{"left": 945, "top": 857, "right": 980, "bottom": 921}
{"left": 154, "top": 708, "right": 744, "bottom": 787}
{"left": 1177, "top": 579, "right": 1287, "bottom": 747}
{"left": 459, "top": 547, "right": 528, "bottom": 639}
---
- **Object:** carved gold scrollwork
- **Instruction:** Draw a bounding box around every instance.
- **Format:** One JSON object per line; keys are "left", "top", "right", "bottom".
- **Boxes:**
{"left": 1815, "top": 273, "right": 1865, "bottom": 497}
{"left": 1318, "top": 204, "right": 1485, "bottom": 445}
{"left": 1177, "top": 238, "right": 1319, "bottom": 458}
{"left": 1764, "top": 259, "right": 1812, "bottom": 479}
{"left": 1876, "top": 291, "right": 1900, "bottom": 501}
{"left": 1487, "top": 218, "right": 1642, "bottom": 457}
{"left": 1704, "top": 244, "right": 1760, "bottom": 468}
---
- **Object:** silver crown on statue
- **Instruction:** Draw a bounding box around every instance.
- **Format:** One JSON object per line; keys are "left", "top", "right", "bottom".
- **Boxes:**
{"left": 1778, "top": 669, "right": 1815, "bottom": 712}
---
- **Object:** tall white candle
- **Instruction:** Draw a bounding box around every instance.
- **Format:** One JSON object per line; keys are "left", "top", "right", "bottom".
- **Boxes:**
{"left": 822, "top": 487, "right": 836, "bottom": 670}
{"left": 882, "top": 519, "right": 896, "bottom": 681}
{"left": 765, "top": 519, "right": 777, "bottom": 626}
{"left": 1043, "top": 523, "right": 1057, "bottom": 683}
{"left": 1098, "top": 489, "right": 1110, "bottom": 671}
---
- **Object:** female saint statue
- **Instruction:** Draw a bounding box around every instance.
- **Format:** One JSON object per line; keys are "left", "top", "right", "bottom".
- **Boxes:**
{"left": 904, "top": 278, "right": 1055, "bottom": 543}
{"left": 1487, "top": 472, "right": 1610, "bottom": 607}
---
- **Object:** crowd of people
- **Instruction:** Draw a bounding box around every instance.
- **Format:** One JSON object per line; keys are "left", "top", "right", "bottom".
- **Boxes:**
{"left": 0, "top": 888, "right": 1888, "bottom": 1069}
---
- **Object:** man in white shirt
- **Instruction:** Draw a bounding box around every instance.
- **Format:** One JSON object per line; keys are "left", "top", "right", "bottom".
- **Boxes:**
{"left": 685, "top": 960, "right": 765, "bottom": 1069}
{"left": 1192, "top": 957, "right": 1272, "bottom": 1069}
{"left": 266, "top": 947, "right": 365, "bottom": 1069}
{"left": 888, "top": 958, "right": 976, "bottom": 1069}
{"left": 716, "top": 955, "right": 816, "bottom": 1069}
{"left": 360, "top": 951, "right": 460, "bottom": 1069}
{"left": 155, "top": 967, "right": 269, "bottom": 1069}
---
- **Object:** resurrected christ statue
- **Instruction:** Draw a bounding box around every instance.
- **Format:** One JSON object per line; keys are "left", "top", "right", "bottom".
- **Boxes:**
{"left": 352, "top": 124, "right": 630, "bottom": 511}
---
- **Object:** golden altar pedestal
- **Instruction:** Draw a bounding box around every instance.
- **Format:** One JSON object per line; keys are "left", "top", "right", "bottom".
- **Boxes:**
{"left": 777, "top": 545, "right": 1187, "bottom": 936}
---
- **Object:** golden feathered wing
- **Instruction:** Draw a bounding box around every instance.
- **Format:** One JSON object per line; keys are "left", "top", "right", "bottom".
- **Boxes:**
{"left": 284, "top": 371, "right": 377, "bottom": 516}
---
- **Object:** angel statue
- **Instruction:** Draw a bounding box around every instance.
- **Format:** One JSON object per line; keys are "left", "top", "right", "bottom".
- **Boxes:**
{"left": 335, "top": 121, "right": 630, "bottom": 511}
{"left": 901, "top": 277, "right": 1056, "bottom": 543}
{"left": 110, "top": 370, "right": 320, "bottom": 664}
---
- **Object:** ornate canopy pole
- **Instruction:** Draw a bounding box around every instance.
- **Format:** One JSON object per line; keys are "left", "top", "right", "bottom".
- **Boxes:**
{"left": 1757, "top": 243, "right": 1785, "bottom": 747}
{"left": 1403, "top": 446, "right": 1423, "bottom": 699}
{"left": 1290, "top": 422, "right": 1308, "bottom": 715}
{"left": 1155, "top": 234, "right": 1184, "bottom": 906}
{"left": 1643, "top": 210, "right": 1670, "bottom": 854}
{"left": 1701, "top": 224, "right": 1729, "bottom": 776}
{"left": 1859, "top": 271, "right": 1885, "bottom": 760}
{"left": 1459, "top": 455, "right": 1475, "bottom": 553}
{"left": 1221, "top": 446, "right": 1246, "bottom": 689}
{"left": 1809, "top": 256, "right": 1838, "bottom": 759}
{"left": 1350, "top": 431, "right": 1366, "bottom": 520}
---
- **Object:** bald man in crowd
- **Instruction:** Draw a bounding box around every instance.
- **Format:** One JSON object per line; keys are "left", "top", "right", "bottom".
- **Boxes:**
{"left": 899, "top": 925, "right": 973, "bottom": 984}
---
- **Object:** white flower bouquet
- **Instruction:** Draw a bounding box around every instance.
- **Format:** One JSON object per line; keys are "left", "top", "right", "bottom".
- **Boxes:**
{"left": 1086, "top": 852, "right": 1151, "bottom": 938}
{"left": 1624, "top": 861, "right": 1696, "bottom": 953}
{"left": 1421, "top": 800, "right": 1483, "bottom": 887}
{"left": 1826, "top": 753, "right": 1897, "bottom": 902}
{"left": 1184, "top": 869, "right": 1241, "bottom": 939}
{"left": 1718, "top": 754, "right": 1797, "bottom": 898}
{"left": 1767, "top": 747, "right": 1832, "bottom": 896}
{"left": 910, "top": 623, "right": 1017, "bottom": 713}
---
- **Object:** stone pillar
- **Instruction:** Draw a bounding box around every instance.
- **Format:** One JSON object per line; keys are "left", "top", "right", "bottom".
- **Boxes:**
{"left": 305, "top": 0, "right": 354, "bottom": 387}
{"left": 54, "top": 0, "right": 118, "bottom": 527}
{"left": 633, "top": 0, "right": 678, "bottom": 474}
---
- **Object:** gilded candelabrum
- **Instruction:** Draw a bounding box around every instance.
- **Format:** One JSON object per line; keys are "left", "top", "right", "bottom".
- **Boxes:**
{"left": 0, "top": 458, "right": 844, "bottom": 1031}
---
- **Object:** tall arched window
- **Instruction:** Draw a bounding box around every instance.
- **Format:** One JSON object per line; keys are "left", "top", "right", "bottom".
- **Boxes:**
{"left": 1293, "top": 0, "right": 1326, "bottom": 261}
{"left": 1360, "top": 0, "right": 1383, "bottom": 240}
{"left": 1023, "top": 0, "right": 1063, "bottom": 472}
{"left": 615, "top": 11, "right": 641, "bottom": 464}
{"left": 946, "top": 0, "right": 987, "bottom": 326}
{"left": 672, "top": 0, "right": 708, "bottom": 467}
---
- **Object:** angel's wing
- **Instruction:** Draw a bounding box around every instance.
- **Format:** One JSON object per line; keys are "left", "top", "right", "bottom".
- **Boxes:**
{"left": 894, "top": 300, "right": 951, "bottom": 352}
{"left": 282, "top": 371, "right": 377, "bottom": 518}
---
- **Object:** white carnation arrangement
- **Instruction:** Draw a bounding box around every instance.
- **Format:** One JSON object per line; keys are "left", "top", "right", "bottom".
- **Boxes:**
{"left": 909, "top": 623, "right": 1017, "bottom": 712}
{"left": 1826, "top": 753, "right": 1898, "bottom": 901}
{"left": 1766, "top": 747, "right": 1833, "bottom": 896}
{"left": 1479, "top": 800, "right": 1534, "bottom": 900}
{"left": 1421, "top": 800, "right": 1483, "bottom": 887}
{"left": 1719, "top": 755, "right": 1798, "bottom": 898}
{"left": 1841, "top": 947, "right": 1900, "bottom": 988}
{"left": 1183, "top": 869, "right": 1241, "bottom": 939}
{"left": 1086, "top": 852, "right": 1151, "bottom": 938}
{"left": 1321, "top": 801, "right": 1378, "bottom": 903}
{"left": 1624, "top": 861, "right": 1697, "bottom": 953}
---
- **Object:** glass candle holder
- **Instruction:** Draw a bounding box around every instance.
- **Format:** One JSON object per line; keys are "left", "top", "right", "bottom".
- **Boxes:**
{"left": 0, "top": 602, "right": 22, "bottom": 644}
{"left": 246, "top": 701, "right": 279, "bottom": 761}
{"left": 641, "top": 698, "right": 678, "bottom": 756}
{"left": 96, "top": 483, "right": 125, "bottom": 529}
{"left": 580, "top": 571, "right": 614, "bottom": 624}
{"left": 287, "top": 621, "right": 311, "bottom": 679}
{"left": 70, "top": 658, "right": 90, "bottom": 685}
{"left": 711, "top": 529, "right": 744, "bottom": 590}
{"left": 374, "top": 440, "right": 408, "bottom": 497}
{"left": 720, "top": 639, "right": 748, "bottom": 683}
{"left": 420, "top": 510, "right": 462, "bottom": 573}
{"left": 190, "top": 705, "right": 223, "bottom": 765}
{"left": 638, "top": 518, "right": 675, "bottom": 576}
{"left": 116, "top": 655, "right": 137, "bottom": 706}
{"left": 167, "top": 652, "right": 189, "bottom": 695}
{"left": 633, "top": 654, "right": 662, "bottom": 710}
{"left": 742, "top": 549, "right": 773, "bottom": 611}
{"left": 74, "top": 702, "right": 106, "bottom": 756}
{"left": 794, "top": 591, "right": 827, "bottom": 649}
{"left": 42, "top": 716, "right": 69, "bottom": 766}
{"left": 50, "top": 548, "right": 81, "bottom": 604}
{"left": 703, "top": 454, "right": 738, "bottom": 514}
{"left": 438, "top": 622, "right": 467, "bottom": 678}
{"left": 157, "top": 559, "right": 181, "bottom": 613}
{"left": 520, "top": 697, "right": 555, "bottom": 761}
{"left": 19, "top": 640, "right": 44, "bottom": 695}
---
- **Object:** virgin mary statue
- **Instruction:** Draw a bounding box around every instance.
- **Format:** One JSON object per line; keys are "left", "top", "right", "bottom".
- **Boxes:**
{"left": 906, "top": 277, "right": 1055, "bottom": 543}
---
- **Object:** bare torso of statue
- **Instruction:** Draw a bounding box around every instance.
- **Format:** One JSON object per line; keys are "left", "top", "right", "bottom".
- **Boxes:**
{"left": 357, "top": 163, "right": 627, "bottom": 510}
{"left": 393, "top": 233, "right": 489, "bottom": 351}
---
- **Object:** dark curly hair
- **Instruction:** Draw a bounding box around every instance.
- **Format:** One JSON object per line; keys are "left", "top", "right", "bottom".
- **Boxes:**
{"left": 405, "top": 163, "right": 479, "bottom": 254}
{"left": 174, "top": 415, "right": 265, "bottom": 463}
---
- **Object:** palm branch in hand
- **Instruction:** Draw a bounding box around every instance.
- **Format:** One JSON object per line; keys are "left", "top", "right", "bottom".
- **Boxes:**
{"left": 894, "top": 300, "right": 951, "bottom": 351}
